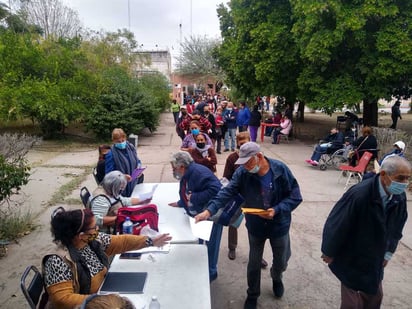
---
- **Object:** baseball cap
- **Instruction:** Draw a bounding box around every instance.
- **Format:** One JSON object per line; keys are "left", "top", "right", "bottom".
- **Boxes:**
{"left": 180, "top": 105, "right": 187, "bottom": 110}
{"left": 393, "top": 141, "right": 405, "bottom": 151}
{"left": 235, "top": 142, "right": 261, "bottom": 165}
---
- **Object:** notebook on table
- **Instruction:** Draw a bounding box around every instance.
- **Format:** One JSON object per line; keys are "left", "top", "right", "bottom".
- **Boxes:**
{"left": 99, "top": 272, "right": 148, "bottom": 294}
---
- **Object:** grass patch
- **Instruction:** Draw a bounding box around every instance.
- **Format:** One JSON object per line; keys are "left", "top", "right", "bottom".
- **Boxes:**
{"left": 0, "top": 209, "right": 37, "bottom": 241}
{"left": 48, "top": 169, "right": 90, "bottom": 206}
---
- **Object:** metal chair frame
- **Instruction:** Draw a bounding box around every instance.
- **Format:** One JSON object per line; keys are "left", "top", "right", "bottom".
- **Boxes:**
{"left": 80, "top": 186, "right": 91, "bottom": 208}
{"left": 20, "top": 265, "right": 44, "bottom": 309}
{"left": 338, "top": 151, "right": 373, "bottom": 190}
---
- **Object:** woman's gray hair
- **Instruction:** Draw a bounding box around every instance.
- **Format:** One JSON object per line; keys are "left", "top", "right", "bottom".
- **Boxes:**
{"left": 101, "top": 170, "right": 127, "bottom": 197}
{"left": 380, "top": 156, "right": 411, "bottom": 175}
{"left": 170, "top": 151, "right": 193, "bottom": 168}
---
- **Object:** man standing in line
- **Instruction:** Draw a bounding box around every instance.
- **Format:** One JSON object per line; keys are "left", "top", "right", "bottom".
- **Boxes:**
{"left": 390, "top": 100, "right": 402, "bottom": 130}
{"left": 195, "top": 142, "right": 302, "bottom": 309}
{"left": 321, "top": 156, "right": 411, "bottom": 308}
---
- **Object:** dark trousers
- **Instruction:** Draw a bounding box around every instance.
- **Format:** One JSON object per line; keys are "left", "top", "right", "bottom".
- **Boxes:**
{"left": 228, "top": 226, "right": 237, "bottom": 250}
{"left": 246, "top": 232, "right": 291, "bottom": 299}
{"left": 341, "top": 282, "right": 383, "bottom": 309}
{"left": 390, "top": 115, "right": 398, "bottom": 129}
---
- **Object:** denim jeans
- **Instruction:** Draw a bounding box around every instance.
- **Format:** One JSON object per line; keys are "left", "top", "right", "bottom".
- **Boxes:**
{"left": 224, "top": 128, "right": 236, "bottom": 150}
{"left": 199, "top": 222, "right": 223, "bottom": 279}
{"left": 246, "top": 233, "right": 291, "bottom": 299}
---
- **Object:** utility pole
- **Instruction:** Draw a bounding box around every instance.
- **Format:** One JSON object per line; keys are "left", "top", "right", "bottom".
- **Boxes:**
{"left": 179, "top": 22, "right": 184, "bottom": 105}
{"left": 128, "top": 0, "right": 131, "bottom": 31}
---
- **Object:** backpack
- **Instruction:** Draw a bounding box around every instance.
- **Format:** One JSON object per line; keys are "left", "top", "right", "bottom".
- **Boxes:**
{"left": 116, "top": 204, "right": 159, "bottom": 235}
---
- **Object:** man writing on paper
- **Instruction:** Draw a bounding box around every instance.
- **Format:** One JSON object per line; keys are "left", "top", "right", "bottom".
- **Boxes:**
{"left": 195, "top": 142, "right": 302, "bottom": 309}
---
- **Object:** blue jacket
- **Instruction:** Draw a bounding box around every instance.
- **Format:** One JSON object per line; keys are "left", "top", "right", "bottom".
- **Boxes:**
{"left": 207, "top": 157, "right": 302, "bottom": 238}
{"left": 236, "top": 107, "right": 251, "bottom": 127}
{"left": 177, "top": 162, "right": 221, "bottom": 216}
{"left": 223, "top": 109, "right": 238, "bottom": 129}
{"left": 321, "top": 174, "right": 407, "bottom": 294}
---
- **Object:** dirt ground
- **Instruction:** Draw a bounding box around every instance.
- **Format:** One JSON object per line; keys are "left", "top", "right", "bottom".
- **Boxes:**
{"left": 1, "top": 111, "right": 412, "bottom": 309}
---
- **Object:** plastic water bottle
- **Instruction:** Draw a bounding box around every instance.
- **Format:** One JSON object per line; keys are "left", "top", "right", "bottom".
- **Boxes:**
{"left": 149, "top": 296, "right": 160, "bottom": 309}
{"left": 122, "top": 217, "right": 133, "bottom": 234}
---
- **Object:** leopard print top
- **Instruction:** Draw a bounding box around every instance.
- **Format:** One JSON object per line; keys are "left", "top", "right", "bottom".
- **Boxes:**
{"left": 43, "top": 233, "right": 111, "bottom": 287}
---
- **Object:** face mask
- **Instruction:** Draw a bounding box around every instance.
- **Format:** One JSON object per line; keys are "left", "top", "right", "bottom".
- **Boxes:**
{"left": 204, "top": 112, "right": 209, "bottom": 116}
{"left": 387, "top": 178, "right": 408, "bottom": 195}
{"left": 191, "top": 129, "right": 200, "bottom": 135}
{"left": 86, "top": 231, "right": 98, "bottom": 243}
{"left": 196, "top": 142, "right": 205, "bottom": 149}
{"left": 247, "top": 156, "right": 260, "bottom": 174}
{"left": 115, "top": 141, "right": 127, "bottom": 149}
{"left": 226, "top": 108, "right": 232, "bottom": 111}
{"left": 173, "top": 170, "right": 182, "bottom": 180}
{"left": 181, "top": 111, "right": 187, "bottom": 115}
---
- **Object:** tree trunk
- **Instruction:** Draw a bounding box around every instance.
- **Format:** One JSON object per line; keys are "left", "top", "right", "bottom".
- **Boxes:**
{"left": 362, "top": 98, "right": 378, "bottom": 127}
{"left": 297, "top": 101, "right": 305, "bottom": 122}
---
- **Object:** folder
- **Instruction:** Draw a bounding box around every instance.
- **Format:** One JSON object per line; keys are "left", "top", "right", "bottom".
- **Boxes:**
{"left": 99, "top": 272, "right": 147, "bottom": 294}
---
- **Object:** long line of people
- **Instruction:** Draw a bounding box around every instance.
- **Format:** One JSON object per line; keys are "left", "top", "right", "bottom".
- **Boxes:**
{"left": 39, "top": 98, "right": 411, "bottom": 309}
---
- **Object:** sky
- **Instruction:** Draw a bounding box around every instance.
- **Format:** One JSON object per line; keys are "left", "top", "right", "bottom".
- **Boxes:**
{"left": 63, "top": 0, "right": 224, "bottom": 63}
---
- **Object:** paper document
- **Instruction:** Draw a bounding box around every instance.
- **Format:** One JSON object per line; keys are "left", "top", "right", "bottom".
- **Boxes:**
{"left": 241, "top": 208, "right": 271, "bottom": 215}
{"left": 189, "top": 216, "right": 213, "bottom": 241}
{"left": 131, "top": 167, "right": 146, "bottom": 181}
{"left": 138, "top": 184, "right": 158, "bottom": 201}
{"left": 127, "top": 242, "right": 171, "bottom": 254}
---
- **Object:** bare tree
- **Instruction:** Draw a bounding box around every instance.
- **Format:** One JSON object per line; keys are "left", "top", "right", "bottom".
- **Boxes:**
{"left": 20, "top": 0, "right": 82, "bottom": 38}
{"left": 175, "top": 35, "right": 224, "bottom": 80}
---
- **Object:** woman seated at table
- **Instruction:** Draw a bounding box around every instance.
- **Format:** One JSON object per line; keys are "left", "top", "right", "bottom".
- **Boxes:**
{"left": 187, "top": 132, "right": 218, "bottom": 173}
{"left": 91, "top": 171, "right": 151, "bottom": 233}
{"left": 272, "top": 114, "right": 292, "bottom": 144}
{"left": 43, "top": 207, "right": 171, "bottom": 309}
{"left": 181, "top": 120, "right": 213, "bottom": 151}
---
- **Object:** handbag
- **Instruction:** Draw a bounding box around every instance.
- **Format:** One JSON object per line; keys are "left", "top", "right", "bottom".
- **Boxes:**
{"left": 116, "top": 204, "right": 159, "bottom": 235}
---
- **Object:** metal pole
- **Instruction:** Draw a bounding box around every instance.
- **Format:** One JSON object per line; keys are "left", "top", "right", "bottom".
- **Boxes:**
{"left": 128, "top": 0, "right": 131, "bottom": 31}
{"left": 190, "top": 0, "right": 192, "bottom": 36}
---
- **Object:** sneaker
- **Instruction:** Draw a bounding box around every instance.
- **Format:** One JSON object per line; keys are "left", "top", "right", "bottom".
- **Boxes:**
{"left": 228, "top": 249, "right": 236, "bottom": 260}
{"left": 311, "top": 160, "right": 319, "bottom": 166}
{"left": 272, "top": 280, "right": 284, "bottom": 298}
{"left": 244, "top": 297, "right": 257, "bottom": 309}
{"left": 305, "top": 159, "right": 312, "bottom": 164}
{"left": 224, "top": 149, "right": 229, "bottom": 152}
{"left": 217, "top": 151, "right": 222, "bottom": 154}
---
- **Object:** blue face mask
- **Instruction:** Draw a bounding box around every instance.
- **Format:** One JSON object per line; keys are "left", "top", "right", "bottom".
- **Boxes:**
{"left": 191, "top": 129, "right": 200, "bottom": 135}
{"left": 248, "top": 165, "right": 260, "bottom": 174}
{"left": 387, "top": 179, "right": 408, "bottom": 195}
{"left": 115, "top": 141, "right": 127, "bottom": 149}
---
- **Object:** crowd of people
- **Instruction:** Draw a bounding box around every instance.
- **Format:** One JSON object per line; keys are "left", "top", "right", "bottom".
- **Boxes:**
{"left": 37, "top": 94, "right": 411, "bottom": 309}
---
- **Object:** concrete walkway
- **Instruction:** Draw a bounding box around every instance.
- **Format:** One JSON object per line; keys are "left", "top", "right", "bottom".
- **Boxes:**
{"left": 1, "top": 112, "right": 411, "bottom": 309}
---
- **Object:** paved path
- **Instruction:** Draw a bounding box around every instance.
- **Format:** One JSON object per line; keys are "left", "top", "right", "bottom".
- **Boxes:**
{"left": 1, "top": 112, "right": 411, "bottom": 309}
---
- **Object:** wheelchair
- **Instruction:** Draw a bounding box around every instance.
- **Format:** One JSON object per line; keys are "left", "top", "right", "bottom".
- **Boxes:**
{"left": 318, "top": 146, "right": 348, "bottom": 171}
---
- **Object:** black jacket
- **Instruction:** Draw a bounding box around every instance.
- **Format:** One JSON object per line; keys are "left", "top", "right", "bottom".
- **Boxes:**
{"left": 321, "top": 175, "right": 407, "bottom": 294}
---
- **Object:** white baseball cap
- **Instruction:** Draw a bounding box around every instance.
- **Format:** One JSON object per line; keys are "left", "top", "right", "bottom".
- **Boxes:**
{"left": 393, "top": 141, "right": 405, "bottom": 151}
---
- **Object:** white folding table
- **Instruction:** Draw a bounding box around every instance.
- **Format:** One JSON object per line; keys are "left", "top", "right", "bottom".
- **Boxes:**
{"left": 108, "top": 244, "right": 211, "bottom": 309}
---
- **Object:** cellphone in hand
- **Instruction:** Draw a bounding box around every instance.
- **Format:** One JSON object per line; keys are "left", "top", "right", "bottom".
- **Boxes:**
{"left": 119, "top": 252, "right": 142, "bottom": 259}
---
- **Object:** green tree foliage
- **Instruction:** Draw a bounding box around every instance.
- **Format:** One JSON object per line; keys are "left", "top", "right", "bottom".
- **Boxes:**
{"left": 216, "top": 0, "right": 301, "bottom": 103}
{"left": 86, "top": 67, "right": 161, "bottom": 139}
{"left": 291, "top": 0, "right": 412, "bottom": 125}
{"left": 216, "top": 0, "right": 412, "bottom": 125}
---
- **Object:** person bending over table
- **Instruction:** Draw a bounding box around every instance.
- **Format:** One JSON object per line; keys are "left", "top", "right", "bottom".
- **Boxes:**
{"left": 42, "top": 208, "right": 171, "bottom": 309}
{"left": 91, "top": 171, "right": 151, "bottom": 233}
{"left": 222, "top": 131, "right": 268, "bottom": 269}
{"left": 167, "top": 151, "right": 222, "bottom": 282}
{"left": 195, "top": 142, "right": 302, "bottom": 308}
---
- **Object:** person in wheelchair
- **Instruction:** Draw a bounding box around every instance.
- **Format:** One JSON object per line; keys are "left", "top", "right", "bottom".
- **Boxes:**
{"left": 305, "top": 128, "right": 344, "bottom": 166}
